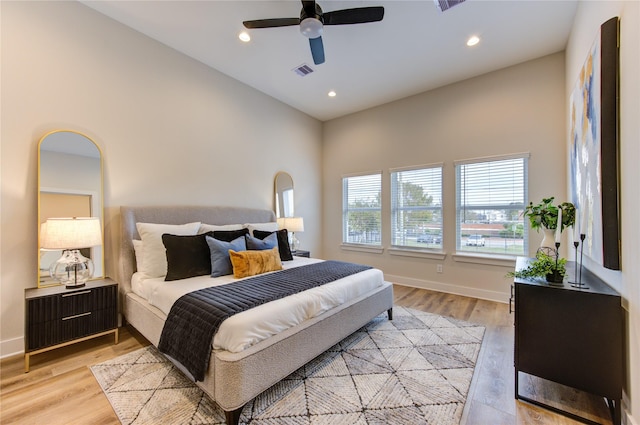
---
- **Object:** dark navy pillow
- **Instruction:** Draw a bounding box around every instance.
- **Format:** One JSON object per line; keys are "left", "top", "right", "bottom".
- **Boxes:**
{"left": 212, "top": 228, "right": 249, "bottom": 242}
{"left": 162, "top": 231, "right": 213, "bottom": 281}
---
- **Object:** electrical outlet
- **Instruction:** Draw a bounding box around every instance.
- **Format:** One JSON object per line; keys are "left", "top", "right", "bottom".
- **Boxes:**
{"left": 436, "top": 264, "right": 443, "bottom": 273}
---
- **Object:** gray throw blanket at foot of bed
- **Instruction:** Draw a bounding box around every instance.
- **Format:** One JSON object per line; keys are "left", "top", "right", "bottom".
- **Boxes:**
{"left": 158, "top": 260, "right": 372, "bottom": 381}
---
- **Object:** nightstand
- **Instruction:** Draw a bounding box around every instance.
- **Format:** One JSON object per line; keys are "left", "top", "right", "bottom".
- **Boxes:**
{"left": 291, "top": 250, "right": 310, "bottom": 258}
{"left": 24, "top": 278, "right": 118, "bottom": 372}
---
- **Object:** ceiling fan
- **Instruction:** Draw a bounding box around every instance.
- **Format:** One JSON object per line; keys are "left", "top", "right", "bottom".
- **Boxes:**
{"left": 243, "top": 1, "right": 384, "bottom": 65}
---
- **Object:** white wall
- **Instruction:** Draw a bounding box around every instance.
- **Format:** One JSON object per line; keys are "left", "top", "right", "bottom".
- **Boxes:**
{"left": 323, "top": 52, "right": 567, "bottom": 302}
{"left": 566, "top": 1, "right": 639, "bottom": 422}
{"left": 0, "top": 1, "right": 322, "bottom": 357}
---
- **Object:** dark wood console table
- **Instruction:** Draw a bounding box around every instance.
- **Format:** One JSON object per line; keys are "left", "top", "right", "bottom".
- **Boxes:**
{"left": 513, "top": 257, "right": 623, "bottom": 425}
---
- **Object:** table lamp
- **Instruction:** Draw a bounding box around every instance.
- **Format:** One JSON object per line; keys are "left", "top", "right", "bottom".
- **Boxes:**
{"left": 277, "top": 217, "right": 304, "bottom": 251}
{"left": 40, "top": 217, "right": 102, "bottom": 288}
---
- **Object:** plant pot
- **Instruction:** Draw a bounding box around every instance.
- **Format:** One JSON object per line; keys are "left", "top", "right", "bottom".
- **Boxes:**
{"left": 540, "top": 228, "right": 556, "bottom": 249}
{"left": 546, "top": 270, "right": 564, "bottom": 284}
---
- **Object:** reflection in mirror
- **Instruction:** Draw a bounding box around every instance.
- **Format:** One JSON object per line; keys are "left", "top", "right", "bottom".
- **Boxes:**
{"left": 274, "top": 172, "right": 294, "bottom": 218}
{"left": 38, "top": 130, "right": 103, "bottom": 287}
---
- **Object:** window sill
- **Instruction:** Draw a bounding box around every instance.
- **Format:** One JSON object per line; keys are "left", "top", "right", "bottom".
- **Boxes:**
{"left": 340, "top": 244, "right": 384, "bottom": 254}
{"left": 452, "top": 252, "right": 517, "bottom": 267}
{"left": 388, "top": 247, "right": 446, "bottom": 260}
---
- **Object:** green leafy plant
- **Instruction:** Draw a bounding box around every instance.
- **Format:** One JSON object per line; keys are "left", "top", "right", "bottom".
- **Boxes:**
{"left": 523, "top": 197, "right": 576, "bottom": 232}
{"left": 507, "top": 250, "right": 567, "bottom": 282}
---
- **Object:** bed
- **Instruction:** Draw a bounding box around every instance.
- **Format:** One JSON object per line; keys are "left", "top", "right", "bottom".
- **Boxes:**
{"left": 117, "top": 205, "right": 394, "bottom": 425}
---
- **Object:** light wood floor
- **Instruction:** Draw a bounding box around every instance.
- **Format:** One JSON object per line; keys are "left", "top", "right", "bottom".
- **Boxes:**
{"left": 0, "top": 285, "right": 613, "bottom": 425}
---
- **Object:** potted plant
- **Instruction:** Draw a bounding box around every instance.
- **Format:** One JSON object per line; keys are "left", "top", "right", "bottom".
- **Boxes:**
{"left": 508, "top": 250, "right": 567, "bottom": 283}
{"left": 523, "top": 197, "right": 576, "bottom": 247}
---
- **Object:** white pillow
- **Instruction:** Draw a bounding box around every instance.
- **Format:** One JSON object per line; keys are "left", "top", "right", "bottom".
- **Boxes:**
{"left": 244, "top": 222, "right": 278, "bottom": 235}
{"left": 136, "top": 222, "right": 201, "bottom": 278}
{"left": 132, "top": 239, "right": 145, "bottom": 272}
{"left": 199, "top": 223, "right": 244, "bottom": 234}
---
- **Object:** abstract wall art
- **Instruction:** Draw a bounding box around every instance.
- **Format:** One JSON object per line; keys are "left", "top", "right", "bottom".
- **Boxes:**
{"left": 569, "top": 16, "right": 620, "bottom": 270}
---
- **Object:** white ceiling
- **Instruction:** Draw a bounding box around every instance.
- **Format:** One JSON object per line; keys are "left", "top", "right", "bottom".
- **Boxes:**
{"left": 80, "top": 0, "right": 578, "bottom": 121}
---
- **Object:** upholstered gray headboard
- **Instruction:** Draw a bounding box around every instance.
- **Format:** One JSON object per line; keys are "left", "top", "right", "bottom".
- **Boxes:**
{"left": 118, "top": 205, "right": 276, "bottom": 294}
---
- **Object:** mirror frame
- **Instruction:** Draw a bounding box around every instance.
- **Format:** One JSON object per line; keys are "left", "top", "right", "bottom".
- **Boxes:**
{"left": 37, "top": 130, "right": 104, "bottom": 288}
{"left": 274, "top": 171, "right": 294, "bottom": 218}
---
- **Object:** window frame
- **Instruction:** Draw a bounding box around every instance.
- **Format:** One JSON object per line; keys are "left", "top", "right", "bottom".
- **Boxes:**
{"left": 454, "top": 153, "right": 529, "bottom": 258}
{"left": 341, "top": 171, "right": 383, "bottom": 250}
{"left": 389, "top": 163, "right": 444, "bottom": 251}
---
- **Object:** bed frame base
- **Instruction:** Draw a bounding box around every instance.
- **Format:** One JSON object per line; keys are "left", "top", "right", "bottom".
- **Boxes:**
{"left": 225, "top": 407, "right": 243, "bottom": 425}
{"left": 222, "top": 307, "right": 394, "bottom": 425}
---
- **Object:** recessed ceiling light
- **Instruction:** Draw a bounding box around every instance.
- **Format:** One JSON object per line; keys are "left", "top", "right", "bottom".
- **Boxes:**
{"left": 239, "top": 32, "right": 251, "bottom": 42}
{"left": 466, "top": 35, "right": 480, "bottom": 47}
{"left": 328, "top": 91, "right": 337, "bottom": 98}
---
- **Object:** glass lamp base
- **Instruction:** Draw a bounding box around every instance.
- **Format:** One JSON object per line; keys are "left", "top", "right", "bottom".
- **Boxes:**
{"left": 50, "top": 249, "right": 94, "bottom": 288}
{"left": 291, "top": 233, "right": 300, "bottom": 251}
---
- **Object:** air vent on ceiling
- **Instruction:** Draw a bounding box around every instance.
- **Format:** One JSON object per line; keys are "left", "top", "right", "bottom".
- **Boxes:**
{"left": 435, "top": 0, "right": 466, "bottom": 13}
{"left": 292, "top": 63, "right": 315, "bottom": 77}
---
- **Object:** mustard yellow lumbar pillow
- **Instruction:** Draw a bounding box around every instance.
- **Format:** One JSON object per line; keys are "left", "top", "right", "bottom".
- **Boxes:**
{"left": 229, "top": 246, "right": 283, "bottom": 278}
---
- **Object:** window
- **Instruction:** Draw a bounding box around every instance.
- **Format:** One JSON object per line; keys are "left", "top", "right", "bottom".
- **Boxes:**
{"left": 343, "top": 172, "right": 382, "bottom": 246}
{"left": 455, "top": 154, "right": 528, "bottom": 256}
{"left": 391, "top": 164, "right": 443, "bottom": 249}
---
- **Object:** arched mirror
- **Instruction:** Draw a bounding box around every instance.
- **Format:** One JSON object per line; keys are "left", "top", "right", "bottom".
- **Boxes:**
{"left": 38, "top": 130, "right": 103, "bottom": 287}
{"left": 274, "top": 172, "right": 294, "bottom": 218}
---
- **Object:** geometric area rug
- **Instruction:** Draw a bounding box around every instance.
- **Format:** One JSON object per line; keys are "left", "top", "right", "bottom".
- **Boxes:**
{"left": 90, "top": 306, "right": 485, "bottom": 425}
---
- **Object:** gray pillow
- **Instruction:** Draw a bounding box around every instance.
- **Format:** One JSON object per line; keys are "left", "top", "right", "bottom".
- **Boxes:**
{"left": 206, "top": 235, "right": 246, "bottom": 277}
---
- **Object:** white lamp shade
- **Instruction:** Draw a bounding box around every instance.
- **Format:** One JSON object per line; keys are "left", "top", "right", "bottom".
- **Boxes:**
{"left": 40, "top": 217, "right": 102, "bottom": 250}
{"left": 277, "top": 217, "right": 304, "bottom": 233}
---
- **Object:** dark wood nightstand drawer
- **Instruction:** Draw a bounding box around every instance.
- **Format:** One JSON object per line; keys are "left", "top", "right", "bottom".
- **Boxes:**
{"left": 27, "top": 285, "right": 117, "bottom": 324}
{"left": 61, "top": 285, "right": 117, "bottom": 317}
{"left": 25, "top": 279, "right": 119, "bottom": 371}
{"left": 27, "top": 306, "right": 117, "bottom": 350}
{"left": 291, "top": 250, "right": 310, "bottom": 258}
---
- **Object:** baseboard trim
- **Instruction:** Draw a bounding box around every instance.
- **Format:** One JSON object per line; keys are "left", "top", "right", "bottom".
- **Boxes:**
{"left": 1, "top": 336, "right": 24, "bottom": 359}
{"left": 385, "top": 274, "right": 509, "bottom": 304}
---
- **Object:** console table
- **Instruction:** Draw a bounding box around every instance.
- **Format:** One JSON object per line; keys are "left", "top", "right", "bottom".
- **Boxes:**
{"left": 513, "top": 257, "right": 623, "bottom": 425}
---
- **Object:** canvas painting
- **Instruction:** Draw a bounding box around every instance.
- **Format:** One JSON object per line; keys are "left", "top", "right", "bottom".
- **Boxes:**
{"left": 570, "top": 27, "right": 602, "bottom": 264}
{"left": 569, "top": 17, "right": 620, "bottom": 270}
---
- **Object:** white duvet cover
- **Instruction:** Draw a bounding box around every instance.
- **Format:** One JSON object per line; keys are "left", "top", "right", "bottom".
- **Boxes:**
{"left": 131, "top": 257, "right": 385, "bottom": 353}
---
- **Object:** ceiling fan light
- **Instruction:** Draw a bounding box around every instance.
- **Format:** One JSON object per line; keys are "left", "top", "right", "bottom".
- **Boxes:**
{"left": 300, "top": 18, "right": 323, "bottom": 39}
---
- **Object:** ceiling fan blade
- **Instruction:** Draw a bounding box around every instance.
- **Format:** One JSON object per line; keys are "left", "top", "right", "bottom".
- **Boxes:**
{"left": 243, "top": 18, "right": 300, "bottom": 29}
{"left": 323, "top": 7, "right": 384, "bottom": 25}
{"left": 301, "top": 1, "right": 318, "bottom": 18}
{"left": 309, "top": 36, "right": 325, "bottom": 65}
